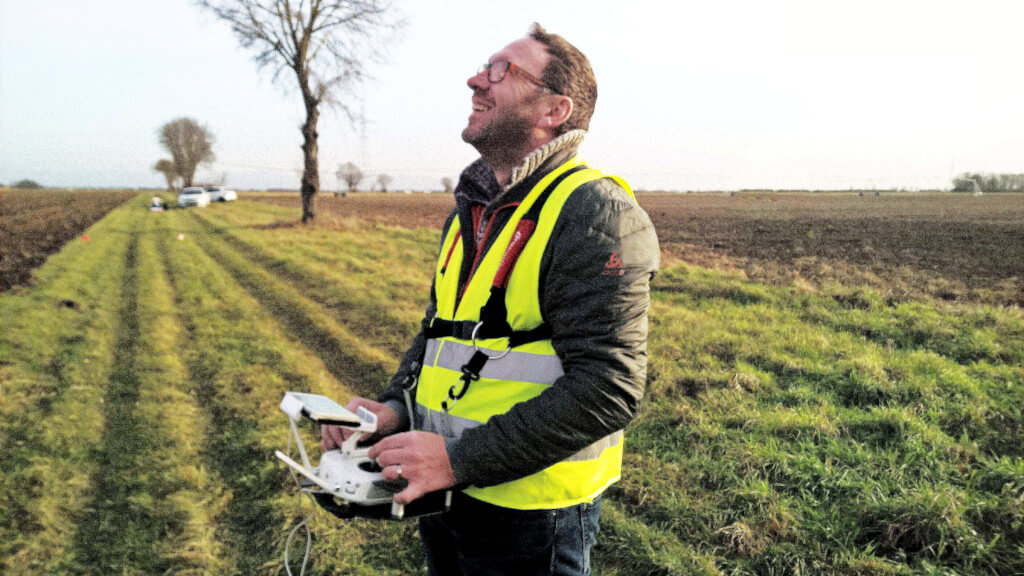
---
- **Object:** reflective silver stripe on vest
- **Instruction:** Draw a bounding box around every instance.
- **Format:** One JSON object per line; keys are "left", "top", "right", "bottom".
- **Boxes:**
{"left": 416, "top": 404, "right": 623, "bottom": 463}
{"left": 416, "top": 404, "right": 481, "bottom": 438}
{"left": 423, "top": 338, "right": 565, "bottom": 385}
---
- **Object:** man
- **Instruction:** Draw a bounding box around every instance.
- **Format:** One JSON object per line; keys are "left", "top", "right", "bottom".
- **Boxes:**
{"left": 322, "top": 23, "right": 658, "bottom": 576}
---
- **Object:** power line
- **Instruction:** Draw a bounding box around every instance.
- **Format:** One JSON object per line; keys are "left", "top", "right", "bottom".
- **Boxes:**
{"left": 212, "top": 160, "right": 301, "bottom": 173}
{"left": 211, "top": 159, "right": 460, "bottom": 178}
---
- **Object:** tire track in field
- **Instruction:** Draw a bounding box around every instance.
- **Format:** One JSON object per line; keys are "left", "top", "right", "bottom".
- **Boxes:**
{"left": 0, "top": 223, "right": 125, "bottom": 460}
{"left": 182, "top": 211, "right": 396, "bottom": 398}
{"left": 189, "top": 209, "right": 416, "bottom": 359}
{"left": 155, "top": 216, "right": 282, "bottom": 575}
{"left": 69, "top": 221, "right": 165, "bottom": 575}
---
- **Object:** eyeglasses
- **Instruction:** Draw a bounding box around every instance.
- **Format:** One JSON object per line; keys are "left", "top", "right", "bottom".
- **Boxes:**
{"left": 477, "top": 59, "right": 562, "bottom": 95}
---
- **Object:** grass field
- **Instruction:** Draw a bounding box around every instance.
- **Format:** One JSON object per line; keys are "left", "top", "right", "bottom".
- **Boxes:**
{"left": 1, "top": 192, "right": 1022, "bottom": 575}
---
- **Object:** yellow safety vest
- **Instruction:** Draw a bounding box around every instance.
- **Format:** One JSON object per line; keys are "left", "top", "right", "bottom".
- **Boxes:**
{"left": 416, "top": 156, "right": 636, "bottom": 510}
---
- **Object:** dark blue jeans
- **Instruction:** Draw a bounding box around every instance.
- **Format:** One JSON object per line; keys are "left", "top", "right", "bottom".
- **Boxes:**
{"left": 419, "top": 493, "right": 602, "bottom": 576}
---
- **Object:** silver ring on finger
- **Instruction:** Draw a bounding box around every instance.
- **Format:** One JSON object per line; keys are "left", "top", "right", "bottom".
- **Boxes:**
{"left": 395, "top": 464, "right": 403, "bottom": 479}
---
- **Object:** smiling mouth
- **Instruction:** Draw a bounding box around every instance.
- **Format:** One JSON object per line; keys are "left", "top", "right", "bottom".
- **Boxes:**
{"left": 471, "top": 98, "right": 493, "bottom": 112}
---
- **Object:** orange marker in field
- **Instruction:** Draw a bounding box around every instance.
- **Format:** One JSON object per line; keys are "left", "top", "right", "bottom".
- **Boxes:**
{"left": 81, "top": 234, "right": 90, "bottom": 241}
{"left": 177, "top": 233, "right": 185, "bottom": 241}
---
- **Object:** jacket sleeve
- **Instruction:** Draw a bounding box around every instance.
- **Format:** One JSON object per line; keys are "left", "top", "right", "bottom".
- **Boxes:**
{"left": 447, "top": 179, "right": 659, "bottom": 487}
{"left": 376, "top": 211, "right": 456, "bottom": 429}
{"left": 377, "top": 305, "right": 432, "bottom": 432}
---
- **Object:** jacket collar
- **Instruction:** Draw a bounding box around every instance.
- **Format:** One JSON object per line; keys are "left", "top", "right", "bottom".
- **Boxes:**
{"left": 506, "top": 129, "right": 586, "bottom": 191}
{"left": 454, "top": 129, "right": 587, "bottom": 210}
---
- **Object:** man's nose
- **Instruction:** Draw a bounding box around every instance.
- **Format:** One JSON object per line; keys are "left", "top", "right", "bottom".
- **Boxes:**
{"left": 467, "top": 68, "right": 489, "bottom": 90}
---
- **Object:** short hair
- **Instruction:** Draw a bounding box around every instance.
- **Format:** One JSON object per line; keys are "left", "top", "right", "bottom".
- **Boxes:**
{"left": 529, "top": 23, "right": 597, "bottom": 135}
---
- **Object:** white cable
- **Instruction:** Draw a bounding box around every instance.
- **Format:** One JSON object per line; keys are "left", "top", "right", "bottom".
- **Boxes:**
{"left": 283, "top": 426, "right": 317, "bottom": 576}
{"left": 284, "top": 517, "right": 312, "bottom": 576}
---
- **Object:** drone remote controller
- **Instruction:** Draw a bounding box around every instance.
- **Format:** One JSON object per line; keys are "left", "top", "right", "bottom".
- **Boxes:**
{"left": 275, "top": 392, "right": 451, "bottom": 520}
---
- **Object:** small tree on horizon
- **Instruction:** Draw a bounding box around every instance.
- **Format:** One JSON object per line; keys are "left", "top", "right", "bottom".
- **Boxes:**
{"left": 153, "top": 159, "right": 180, "bottom": 191}
{"left": 441, "top": 176, "right": 453, "bottom": 194}
{"left": 336, "top": 162, "right": 363, "bottom": 194}
{"left": 375, "top": 173, "right": 393, "bottom": 193}
{"left": 158, "top": 118, "right": 215, "bottom": 187}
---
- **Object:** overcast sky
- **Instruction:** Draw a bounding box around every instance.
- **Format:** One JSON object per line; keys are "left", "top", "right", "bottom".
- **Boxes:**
{"left": 1, "top": 0, "right": 1022, "bottom": 191}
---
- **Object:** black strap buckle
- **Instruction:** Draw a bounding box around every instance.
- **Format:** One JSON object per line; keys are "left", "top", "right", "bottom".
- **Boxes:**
{"left": 458, "top": 365, "right": 481, "bottom": 387}
{"left": 441, "top": 350, "right": 488, "bottom": 412}
{"left": 441, "top": 366, "right": 477, "bottom": 411}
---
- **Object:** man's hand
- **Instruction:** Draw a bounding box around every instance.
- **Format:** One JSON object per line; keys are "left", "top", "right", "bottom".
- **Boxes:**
{"left": 368, "top": 431, "right": 457, "bottom": 505}
{"left": 320, "top": 397, "right": 400, "bottom": 451}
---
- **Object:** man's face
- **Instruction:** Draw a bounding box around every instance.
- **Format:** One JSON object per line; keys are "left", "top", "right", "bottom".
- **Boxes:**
{"left": 462, "top": 37, "right": 550, "bottom": 154}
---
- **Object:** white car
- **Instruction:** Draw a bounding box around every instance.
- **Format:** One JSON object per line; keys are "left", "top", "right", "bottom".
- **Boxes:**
{"left": 178, "top": 187, "right": 211, "bottom": 207}
{"left": 206, "top": 186, "right": 237, "bottom": 202}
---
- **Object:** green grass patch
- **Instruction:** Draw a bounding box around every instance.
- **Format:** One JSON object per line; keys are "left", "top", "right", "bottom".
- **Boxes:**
{"left": 634, "top": 262, "right": 1024, "bottom": 574}
{"left": 190, "top": 201, "right": 435, "bottom": 357}
{"left": 182, "top": 206, "right": 399, "bottom": 396}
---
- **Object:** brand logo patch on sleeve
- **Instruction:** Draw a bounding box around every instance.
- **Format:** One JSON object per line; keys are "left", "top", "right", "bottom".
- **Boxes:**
{"left": 602, "top": 252, "right": 625, "bottom": 276}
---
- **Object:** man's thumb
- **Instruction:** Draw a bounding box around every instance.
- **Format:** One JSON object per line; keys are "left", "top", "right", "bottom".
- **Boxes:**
{"left": 394, "top": 484, "right": 422, "bottom": 506}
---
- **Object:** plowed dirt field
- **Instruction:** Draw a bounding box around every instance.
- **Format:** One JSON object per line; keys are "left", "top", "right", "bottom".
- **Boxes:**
{"left": 0, "top": 189, "right": 137, "bottom": 290}
{"left": 253, "top": 191, "right": 1024, "bottom": 305}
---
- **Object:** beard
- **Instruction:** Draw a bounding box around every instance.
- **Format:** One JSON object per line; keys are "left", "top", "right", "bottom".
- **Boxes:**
{"left": 462, "top": 105, "right": 535, "bottom": 167}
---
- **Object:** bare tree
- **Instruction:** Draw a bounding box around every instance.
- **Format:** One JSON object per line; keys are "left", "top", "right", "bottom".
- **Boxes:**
{"left": 374, "top": 173, "right": 393, "bottom": 193}
{"left": 199, "top": 0, "right": 402, "bottom": 223}
{"left": 153, "top": 159, "right": 180, "bottom": 191}
{"left": 336, "top": 161, "right": 363, "bottom": 194}
{"left": 440, "top": 176, "right": 453, "bottom": 194}
{"left": 158, "top": 118, "right": 215, "bottom": 187}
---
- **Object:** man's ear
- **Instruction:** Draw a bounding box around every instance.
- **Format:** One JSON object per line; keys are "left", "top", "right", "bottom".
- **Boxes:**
{"left": 539, "top": 95, "right": 574, "bottom": 130}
